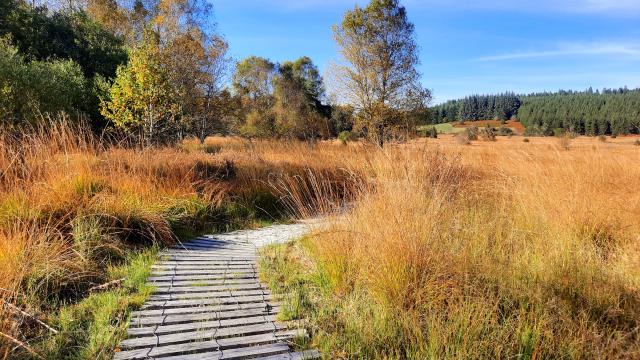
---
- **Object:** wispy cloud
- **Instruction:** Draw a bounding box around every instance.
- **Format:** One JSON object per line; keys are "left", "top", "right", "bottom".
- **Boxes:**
{"left": 474, "top": 42, "right": 640, "bottom": 62}
{"left": 579, "top": 0, "right": 640, "bottom": 13}
{"left": 407, "top": 0, "right": 640, "bottom": 16}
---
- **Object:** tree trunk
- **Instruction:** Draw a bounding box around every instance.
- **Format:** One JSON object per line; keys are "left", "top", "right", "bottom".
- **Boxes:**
{"left": 376, "top": 123, "right": 385, "bottom": 148}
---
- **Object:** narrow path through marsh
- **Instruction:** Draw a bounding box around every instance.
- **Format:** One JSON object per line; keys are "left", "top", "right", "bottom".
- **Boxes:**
{"left": 113, "top": 221, "right": 321, "bottom": 360}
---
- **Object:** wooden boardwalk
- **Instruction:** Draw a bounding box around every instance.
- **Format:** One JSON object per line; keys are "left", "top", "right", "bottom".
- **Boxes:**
{"left": 114, "top": 234, "right": 319, "bottom": 360}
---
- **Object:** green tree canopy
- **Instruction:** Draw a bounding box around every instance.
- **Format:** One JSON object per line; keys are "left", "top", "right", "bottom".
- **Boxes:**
{"left": 333, "top": 0, "right": 428, "bottom": 145}
{"left": 0, "top": 0, "right": 127, "bottom": 79}
{"left": 100, "top": 38, "right": 181, "bottom": 145}
{"left": 0, "top": 37, "right": 88, "bottom": 124}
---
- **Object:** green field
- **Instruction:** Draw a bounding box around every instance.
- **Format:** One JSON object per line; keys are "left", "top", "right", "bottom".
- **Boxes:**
{"left": 418, "top": 122, "right": 466, "bottom": 134}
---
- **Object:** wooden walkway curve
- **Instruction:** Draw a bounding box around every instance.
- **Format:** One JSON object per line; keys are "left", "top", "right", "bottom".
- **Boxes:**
{"left": 114, "top": 230, "right": 319, "bottom": 360}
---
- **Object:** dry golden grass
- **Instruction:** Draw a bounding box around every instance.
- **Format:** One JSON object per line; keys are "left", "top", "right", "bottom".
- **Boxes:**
{"left": 3, "top": 125, "right": 639, "bottom": 358}
{"left": 278, "top": 135, "right": 640, "bottom": 358}
{"left": 0, "top": 123, "right": 364, "bottom": 358}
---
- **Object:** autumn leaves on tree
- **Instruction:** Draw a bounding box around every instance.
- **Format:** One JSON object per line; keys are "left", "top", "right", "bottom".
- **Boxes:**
{"left": 96, "top": 0, "right": 232, "bottom": 145}
{"left": 2, "top": 0, "right": 431, "bottom": 146}
{"left": 332, "top": 0, "right": 431, "bottom": 146}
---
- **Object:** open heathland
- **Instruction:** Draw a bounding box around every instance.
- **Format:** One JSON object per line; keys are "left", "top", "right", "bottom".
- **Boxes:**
{"left": 260, "top": 135, "right": 640, "bottom": 359}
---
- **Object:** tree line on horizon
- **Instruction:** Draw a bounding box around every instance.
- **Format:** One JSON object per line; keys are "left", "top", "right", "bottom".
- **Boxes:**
{"left": 431, "top": 88, "right": 640, "bottom": 136}
{"left": 1, "top": 0, "right": 430, "bottom": 146}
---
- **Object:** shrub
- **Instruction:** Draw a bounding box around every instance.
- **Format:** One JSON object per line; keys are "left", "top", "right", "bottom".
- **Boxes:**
{"left": 338, "top": 131, "right": 357, "bottom": 144}
{"left": 598, "top": 135, "right": 607, "bottom": 142}
{"left": 523, "top": 138, "right": 530, "bottom": 143}
{"left": 428, "top": 127, "right": 438, "bottom": 139}
{"left": 634, "top": 139, "right": 640, "bottom": 146}
{"left": 454, "top": 127, "right": 478, "bottom": 145}
{"left": 466, "top": 125, "right": 478, "bottom": 140}
{"left": 524, "top": 125, "right": 545, "bottom": 137}
{"left": 497, "top": 127, "right": 513, "bottom": 136}
{"left": 0, "top": 37, "right": 89, "bottom": 124}
{"left": 480, "top": 127, "right": 497, "bottom": 141}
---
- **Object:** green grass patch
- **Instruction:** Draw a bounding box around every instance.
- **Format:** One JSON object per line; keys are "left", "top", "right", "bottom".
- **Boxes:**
{"left": 258, "top": 239, "right": 406, "bottom": 357}
{"left": 34, "top": 248, "right": 157, "bottom": 360}
{"left": 259, "top": 240, "right": 316, "bottom": 322}
{"left": 418, "top": 123, "right": 465, "bottom": 135}
{"left": 259, "top": 240, "right": 324, "bottom": 351}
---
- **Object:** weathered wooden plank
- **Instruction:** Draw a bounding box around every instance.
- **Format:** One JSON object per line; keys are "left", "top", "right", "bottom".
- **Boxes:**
{"left": 151, "top": 263, "right": 256, "bottom": 270}
{"left": 130, "top": 307, "right": 279, "bottom": 327}
{"left": 147, "top": 278, "right": 258, "bottom": 288}
{"left": 151, "top": 267, "right": 256, "bottom": 274}
{"left": 151, "top": 269, "right": 258, "bottom": 277}
{"left": 147, "top": 289, "right": 270, "bottom": 301}
{"left": 167, "top": 246, "right": 257, "bottom": 257}
{"left": 130, "top": 301, "right": 281, "bottom": 318}
{"left": 152, "top": 283, "right": 263, "bottom": 294}
{"left": 158, "top": 256, "right": 258, "bottom": 262}
{"left": 185, "top": 239, "right": 249, "bottom": 244}
{"left": 177, "top": 238, "right": 254, "bottom": 245}
{"left": 154, "top": 261, "right": 256, "bottom": 267}
{"left": 160, "top": 251, "right": 257, "bottom": 257}
{"left": 151, "top": 267, "right": 256, "bottom": 273}
{"left": 113, "top": 330, "right": 301, "bottom": 360}
{"left": 159, "top": 248, "right": 258, "bottom": 257}
{"left": 156, "top": 259, "right": 257, "bottom": 266}
{"left": 158, "top": 258, "right": 255, "bottom": 263}
{"left": 141, "top": 294, "right": 274, "bottom": 309}
{"left": 162, "top": 249, "right": 257, "bottom": 255}
{"left": 128, "top": 313, "right": 279, "bottom": 336}
{"left": 190, "top": 237, "right": 254, "bottom": 245}
{"left": 157, "top": 342, "right": 291, "bottom": 360}
{"left": 158, "top": 256, "right": 257, "bottom": 262}
{"left": 147, "top": 273, "right": 257, "bottom": 282}
{"left": 177, "top": 238, "right": 253, "bottom": 245}
{"left": 121, "top": 322, "right": 287, "bottom": 349}
{"left": 173, "top": 243, "right": 256, "bottom": 250}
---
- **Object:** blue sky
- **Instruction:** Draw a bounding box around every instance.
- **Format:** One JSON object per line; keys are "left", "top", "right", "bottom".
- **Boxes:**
{"left": 213, "top": 0, "right": 640, "bottom": 103}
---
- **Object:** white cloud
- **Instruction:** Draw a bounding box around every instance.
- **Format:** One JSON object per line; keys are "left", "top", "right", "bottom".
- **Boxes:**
{"left": 474, "top": 42, "right": 640, "bottom": 61}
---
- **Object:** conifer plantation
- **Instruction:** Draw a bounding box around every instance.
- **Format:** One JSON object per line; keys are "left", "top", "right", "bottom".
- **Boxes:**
{"left": 432, "top": 88, "right": 640, "bottom": 135}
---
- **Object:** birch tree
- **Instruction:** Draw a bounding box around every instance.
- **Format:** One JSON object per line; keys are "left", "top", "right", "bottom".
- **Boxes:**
{"left": 100, "top": 38, "right": 180, "bottom": 145}
{"left": 333, "top": 0, "right": 430, "bottom": 145}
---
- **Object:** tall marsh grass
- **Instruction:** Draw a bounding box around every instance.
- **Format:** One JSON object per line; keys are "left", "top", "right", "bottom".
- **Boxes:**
{"left": 267, "top": 139, "right": 640, "bottom": 358}
{"left": 0, "top": 121, "right": 363, "bottom": 358}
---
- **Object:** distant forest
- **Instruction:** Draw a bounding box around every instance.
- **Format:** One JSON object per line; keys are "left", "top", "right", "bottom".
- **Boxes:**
{"left": 431, "top": 88, "right": 640, "bottom": 135}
